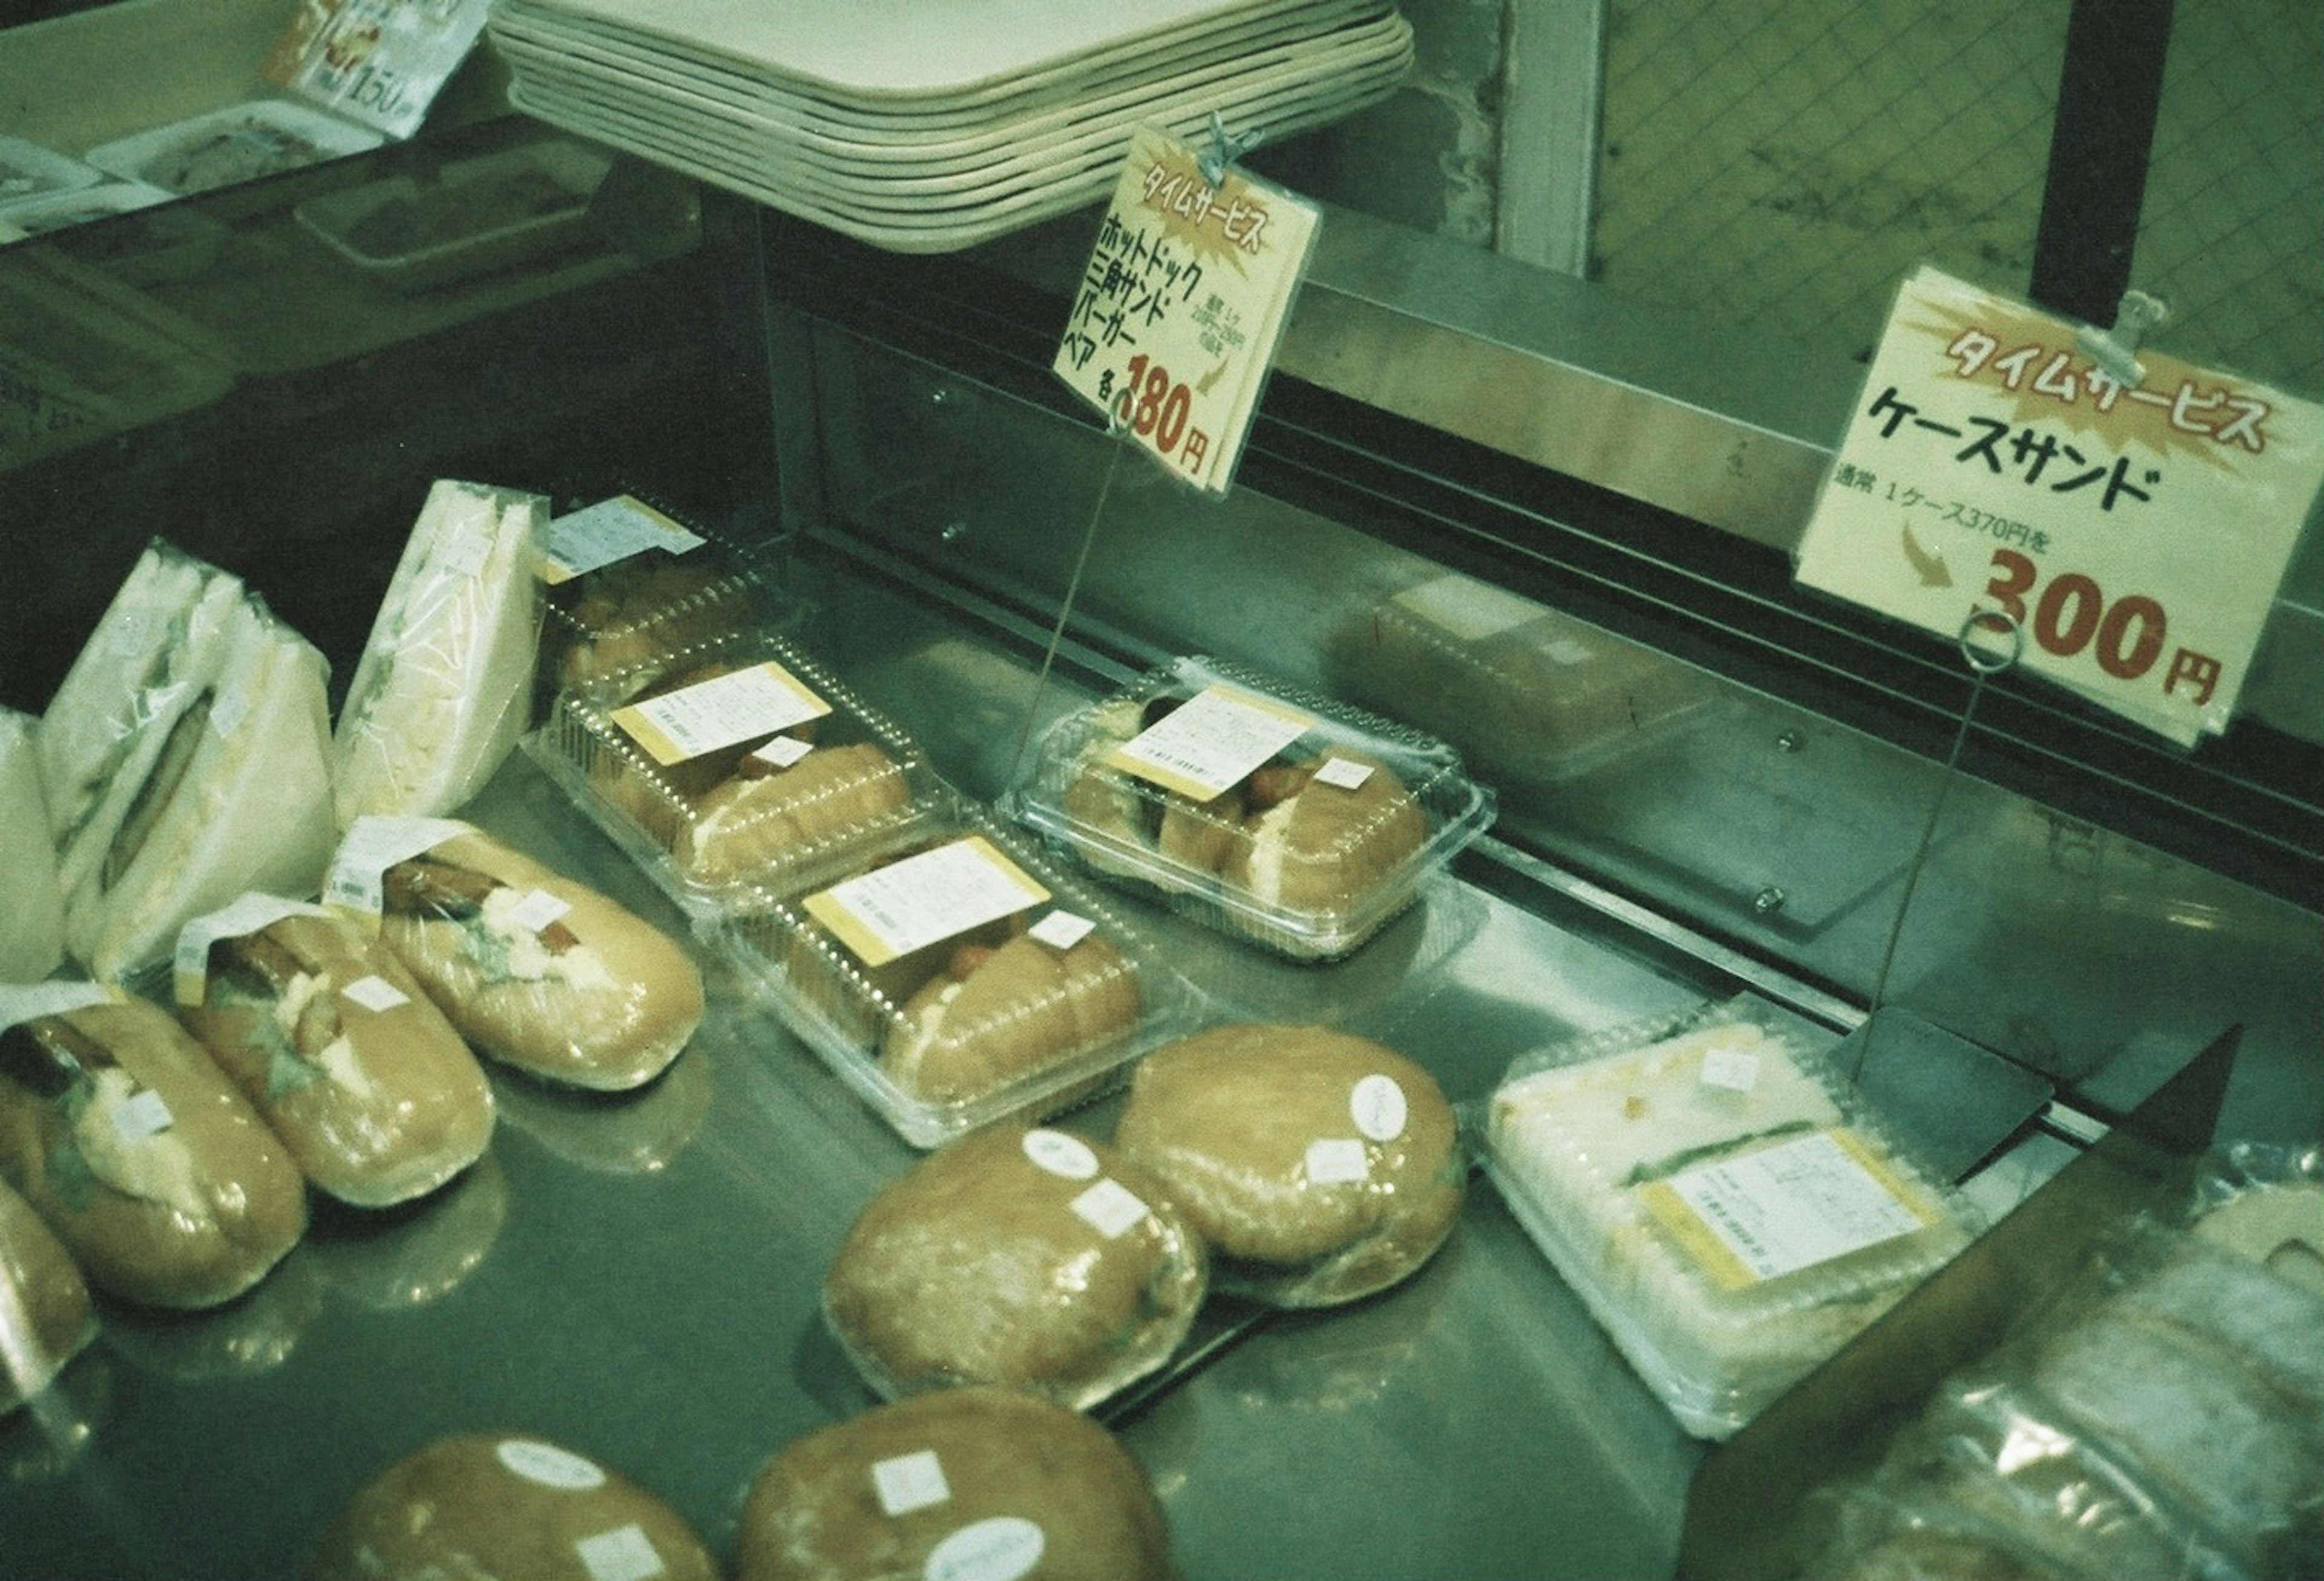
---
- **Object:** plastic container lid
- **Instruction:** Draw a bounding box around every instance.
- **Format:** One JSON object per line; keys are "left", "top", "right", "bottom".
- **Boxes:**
{"left": 524, "top": 627, "right": 944, "bottom": 925}
{"left": 1483, "top": 999, "right": 1980, "bottom": 1439}
{"left": 0, "top": 137, "right": 103, "bottom": 208}
{"left": 714, "top": 812, "right": 1194, "bottom": 1148}
{"left": 1006, "top": 654, "right": 1495, "bottom": 962}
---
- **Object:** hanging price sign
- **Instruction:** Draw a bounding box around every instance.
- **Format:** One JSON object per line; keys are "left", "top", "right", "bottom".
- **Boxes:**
{"left": 263, "top": 0, "right": 492, "bottom": 139}
{"left": 1794, "top": 265, "right": 2324, "bottom": 746}
{"left": 1053, "top": 123, "right": 1321, "bottom": 495}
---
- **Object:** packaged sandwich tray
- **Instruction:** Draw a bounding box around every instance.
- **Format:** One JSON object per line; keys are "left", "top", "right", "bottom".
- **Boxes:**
{"left": 524, "top": 627, "right": 945, "bottom": 926}
{"left": 1482, "top": 998, "right": 1982, "bottom": 1439}
{"left": 1005, "top": 655, "right": 1495, "bottom": 962}
{"left": 713, "top": 810, "right": 1196, "bottom": 1148}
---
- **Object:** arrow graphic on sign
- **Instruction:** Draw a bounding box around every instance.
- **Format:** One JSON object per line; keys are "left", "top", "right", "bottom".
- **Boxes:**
{"left": 1901, "top": 520, "right": 1951, "bottom": 588}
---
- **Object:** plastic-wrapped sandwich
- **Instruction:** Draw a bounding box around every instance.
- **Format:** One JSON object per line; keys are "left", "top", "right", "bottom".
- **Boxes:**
{"left": 0, "top": 710, "right": 66, "bottom": 981}
{"left": 1, "top": 1174, "right": 96, "bottom": 1415}
{"left": 172, "top": 892, "right": 496, "bottom": 1207}
{"left": 39, "top": 542, "right": 336, "bottom": 983}
{"left": 0, "top": 982, "right": 307, "bottom": 1309}
{"left": 326, "top": 816, "right": 703, "bottom": 1091}
{"left": 332, "top": 479, "right": 545, "bottom": 827}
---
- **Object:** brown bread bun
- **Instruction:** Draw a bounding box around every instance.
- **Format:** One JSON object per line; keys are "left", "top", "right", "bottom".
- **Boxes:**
{"left": 0, "top": 998, "right": 306, "bottom": 1309}
{"left": 177, "top": 908, "right": 494, "bottom": 1207}
{"left": 1, "top": 1176, "right": 97, "bottom": 1412}
{"left": 824, "top": 1125, "right": 1204, "bottom": 1411}
{"left": 306, "top": 1432, "right": 718, "bottom": 1581}
{"left": 1112, "top": 1023, "right": 1463, "bottom": 1307}
{"left": 735, "top": 1385, "right": 1177, "bottom": 1581}
{"left": 674, "top": 741, "right": 911, "bottom": 886}
{"left": 878, "top": 932, "right": 1141, "bottom": 1105}
{"left": 376, "top": 830, "right": 703, "bottom": 1091}
{"left": 1219, "top": 752, "right": 1428, "bottom": 916}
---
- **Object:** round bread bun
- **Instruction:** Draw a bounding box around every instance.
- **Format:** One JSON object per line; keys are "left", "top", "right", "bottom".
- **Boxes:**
{"left": 1219, "top": 752, "right": 1428, "bottom": 917}
{"left": 1111, "top": 1023, "right": 1464, "bottom": 1307}
{"left": 1, "top": 1176, "right": 96, "bottom": 1412}
{"left": 734, "top": 1386, "right": 1175, "bottom": 1581}
{"left": 878, "top": 932, "right": 1142, "bottom": 1106}
{"left": 378, "top": 829, "right": 704, "bottom": 1092}
{"left": 306, "top": 1432, "right": 718, "bottom": 1581}
{"left": 824, "top": 1125, "right": 1205, "bottom": 1411}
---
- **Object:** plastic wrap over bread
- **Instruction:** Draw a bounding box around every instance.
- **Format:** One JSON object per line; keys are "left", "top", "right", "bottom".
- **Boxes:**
{"left": 734, "top": 1386, "right": 1177, "bottom": 1581}
{"left": 306, "top": 1432, "right": 720, "bottom": 1581}
{"left": 1484, "top": 998, "right": 1981, "bottom": 1438}
{"left": 326, "top": 817, "right": 703, "bottom": 1091}
{"left": 0, "top": 983, "right": 306, "bottom": 1309}
{"left": 39, "top": 541, "right": 336, "bottom": 981}
{"left": 1, "top": 1174, "right": 97, "bottom": 1415}
{"left": 172, "top": 892, "right": 495, "bottom": 1206}
{"left": 824, "top": 1125, "right": 1206, "bottom": 1412}
{"left": 332, "top": 479, "right": 545, "bottom": 826}
{"left": 0, "top": 709, "right": 65, "bottom": 982}
{"left": 1112, "top": 1022, "right": 1465, "bottom": 1308}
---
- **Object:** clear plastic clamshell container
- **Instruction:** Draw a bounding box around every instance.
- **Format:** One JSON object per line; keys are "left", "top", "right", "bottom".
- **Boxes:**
{"left": 533, "top": 494, "right": 798, "bottom": 713}
{"left": 1006, "top": 655, "right": 1496, "bottom": 961}
{"left": 714, "top": 813, "right": 1194, "bottom": 1148}
{"left": 524, "top": 627, "right": 945, "bottom": 923}
{"left": 1483, "top": 998, "right": 1981, "bottom": 1439}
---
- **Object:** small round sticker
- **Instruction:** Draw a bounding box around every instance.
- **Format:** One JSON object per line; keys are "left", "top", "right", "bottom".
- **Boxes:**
{"left": 924, "top": 1516, "right": 1046, "bottom": 1581}
{"left": 1022, "top": 1128, "right": 1100, "bottom": 1181}
{"left": 496, "top": 1439, "right": 608, "bottom": 1491}
{"left": 1350, "top": 1074, "right": 1408, "bottom": 1142}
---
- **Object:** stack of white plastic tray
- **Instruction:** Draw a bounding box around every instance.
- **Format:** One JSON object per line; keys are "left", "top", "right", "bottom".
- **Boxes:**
{"left": 486, "top": 0, "right": 1411, "bottom": 252}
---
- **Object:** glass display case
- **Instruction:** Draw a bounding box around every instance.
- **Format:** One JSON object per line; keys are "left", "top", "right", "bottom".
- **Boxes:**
{"left": 3, "top": 2, "right": 2318, "bottom": 1577}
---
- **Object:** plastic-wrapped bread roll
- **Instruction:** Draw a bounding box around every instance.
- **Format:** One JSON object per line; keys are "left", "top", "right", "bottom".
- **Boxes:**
{"left": 824, "top": 1125, "right": 1205, "bottom": 1411}
{"left": 734, "top": 1386, "right": 1177, "bottom": 1581}
{"left": 332, "top": 819, "right": 703, "bottom": 1092}
{"left": 1, "top": 1176, "right": 97, "bottom": 1415}
{"left": 1112, "top": 1023, "right": 1464, "bottom": 1307}
{"left": 1055, "top": 698, "right": 1239, "bottom": 894}
{"left": 42, "top": 551, "right": 337, "bottom": 982}
{"left": 332, "top": 479, "right": 544, "bottom": 827}
{"left": 0, "top": 710, "right": 65, "bottom": 982}
{"left": 1219, "top": 752, "right": 1429, "bottom": 917}
{"left": 172, "top": 894, "right": 495, "bottom": 1207}
{"left": 878, "top": 932, "right": 1142, "bottom": 1106}
{"left": 306, "top": 1432, "right": 719, "bottom": 1581}
{"left": 672, "top": 742, "right": 911, "bottom": 885}
{"left": 0, "top": 988, "right": 305, "bottom": 1309}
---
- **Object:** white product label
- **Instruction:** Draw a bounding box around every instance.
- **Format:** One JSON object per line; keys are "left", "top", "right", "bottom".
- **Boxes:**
{"left": 539, "top": 495, "right": 705, "bottom": 583}
{"left": 1103, "top": 684, "right": 1314, "bottom": 802}
{"left": 611, "top": 661, "right": 832, "bottom": 766}
{"left": 1698, "top": 1045, "right": 1762, "bottom": 1094}
{"left": 108, "top": 607, "right": 160, "bottom": 656}
{"left": 110, "top": 1088, "right": 174, "bottom": 1141}
{"left": 1026, "top": 909, "right": 1096, "bottom": 951}
{"left": 171, "top": 892, "right": 330, "bottom": 1006}
{"left": 1390, "top": 574, "right": 1541, "bottom": 643}
{"left": 505, "top": 888, "right": 572, "bottom": 935}
{"left": 263, "top": 0, "right": 492, "bottom": 139}
{"left": 496, "top": 1438, "right": 608, "bottom": 1490}
{"left": 1656, "top": 1130, "right": 1931, "bottom": 1286}
{"left": 435, "top": 522, "right": 494, "bottom": 581}
{"left": 925, "top": 1516, "right": 1046, "bottom": 1581}
{"left": 1310, "top": 755, "right": 1374, "bottom": 791}
{"left": 748, "top": 735, "right": 815, "bottom": 771}
{"left": 1350, "top": 1073, "right": 1408, "bottom": 1141}
{"left": 804, "top": 836, "right": 1049, "bottom": 969}
{"left": 1305, "top": 1137, "right": 1371, "bottom": 1185}
{"left": 0, "top": 981, "right": 117, "bottom": 1034}
{"left": 340, "top": 974, "right": 410, "bottom": 1013}
{"left": 1023, "top": 1128, "right": 1100, "bottom": 1181}
{"left": 1072, "top": 1178, "right": 1151, "bottom": 1240}
{"left": 872, "top": 1449, "right": 951, "bottom": 1517}
{"left": 325, "top": 816, "right": 473, "bottom": 918}
{"left": 574, "top": 1524, "right": 665, "bottom": 1581}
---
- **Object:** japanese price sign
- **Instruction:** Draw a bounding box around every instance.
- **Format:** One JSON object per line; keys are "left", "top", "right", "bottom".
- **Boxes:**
{"left": 1054, "top": 124, "right": 1322, "bottom": 494}
{"left": 1794, "top": 265, "right": 2324, "bottom": 746}
{"left": 263, "top": 0, "right": 491, "bottom": 139}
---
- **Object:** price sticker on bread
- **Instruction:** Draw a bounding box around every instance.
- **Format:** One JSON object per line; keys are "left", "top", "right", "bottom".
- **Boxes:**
{"left": 612, "top": 661, "right": 830, "bottom": 766}
{"left": 1054, "top": 124, "right": 1322, "bottom": 494}
{"left": 1105, "top": 684, "right": 1315, "bottom": 801}
{"left": 806, "top": 836, "right": 1049, "bottom": 968}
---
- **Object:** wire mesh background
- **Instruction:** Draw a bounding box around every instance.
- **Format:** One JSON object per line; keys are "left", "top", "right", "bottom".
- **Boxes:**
{"left": 1590, "top": 0, "right": 2323, "bottom": 399}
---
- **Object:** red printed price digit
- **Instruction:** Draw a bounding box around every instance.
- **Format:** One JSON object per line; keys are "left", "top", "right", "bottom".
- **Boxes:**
{"left": 1984, "top": 548, "right": 2188, "bottom": 687}
{"left": 1115, "top": 355, "right": 1193, "bottom": 457}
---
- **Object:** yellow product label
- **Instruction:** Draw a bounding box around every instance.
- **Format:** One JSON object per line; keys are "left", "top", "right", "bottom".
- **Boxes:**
{"left": 611, "top": 660, "right": 830, "bottom": 767}
{"left": 803, "top": 835, "right": 1049, "bottom": 969}
{"left": 1100, "top": 682, "right": 1313, "bottom": 802}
